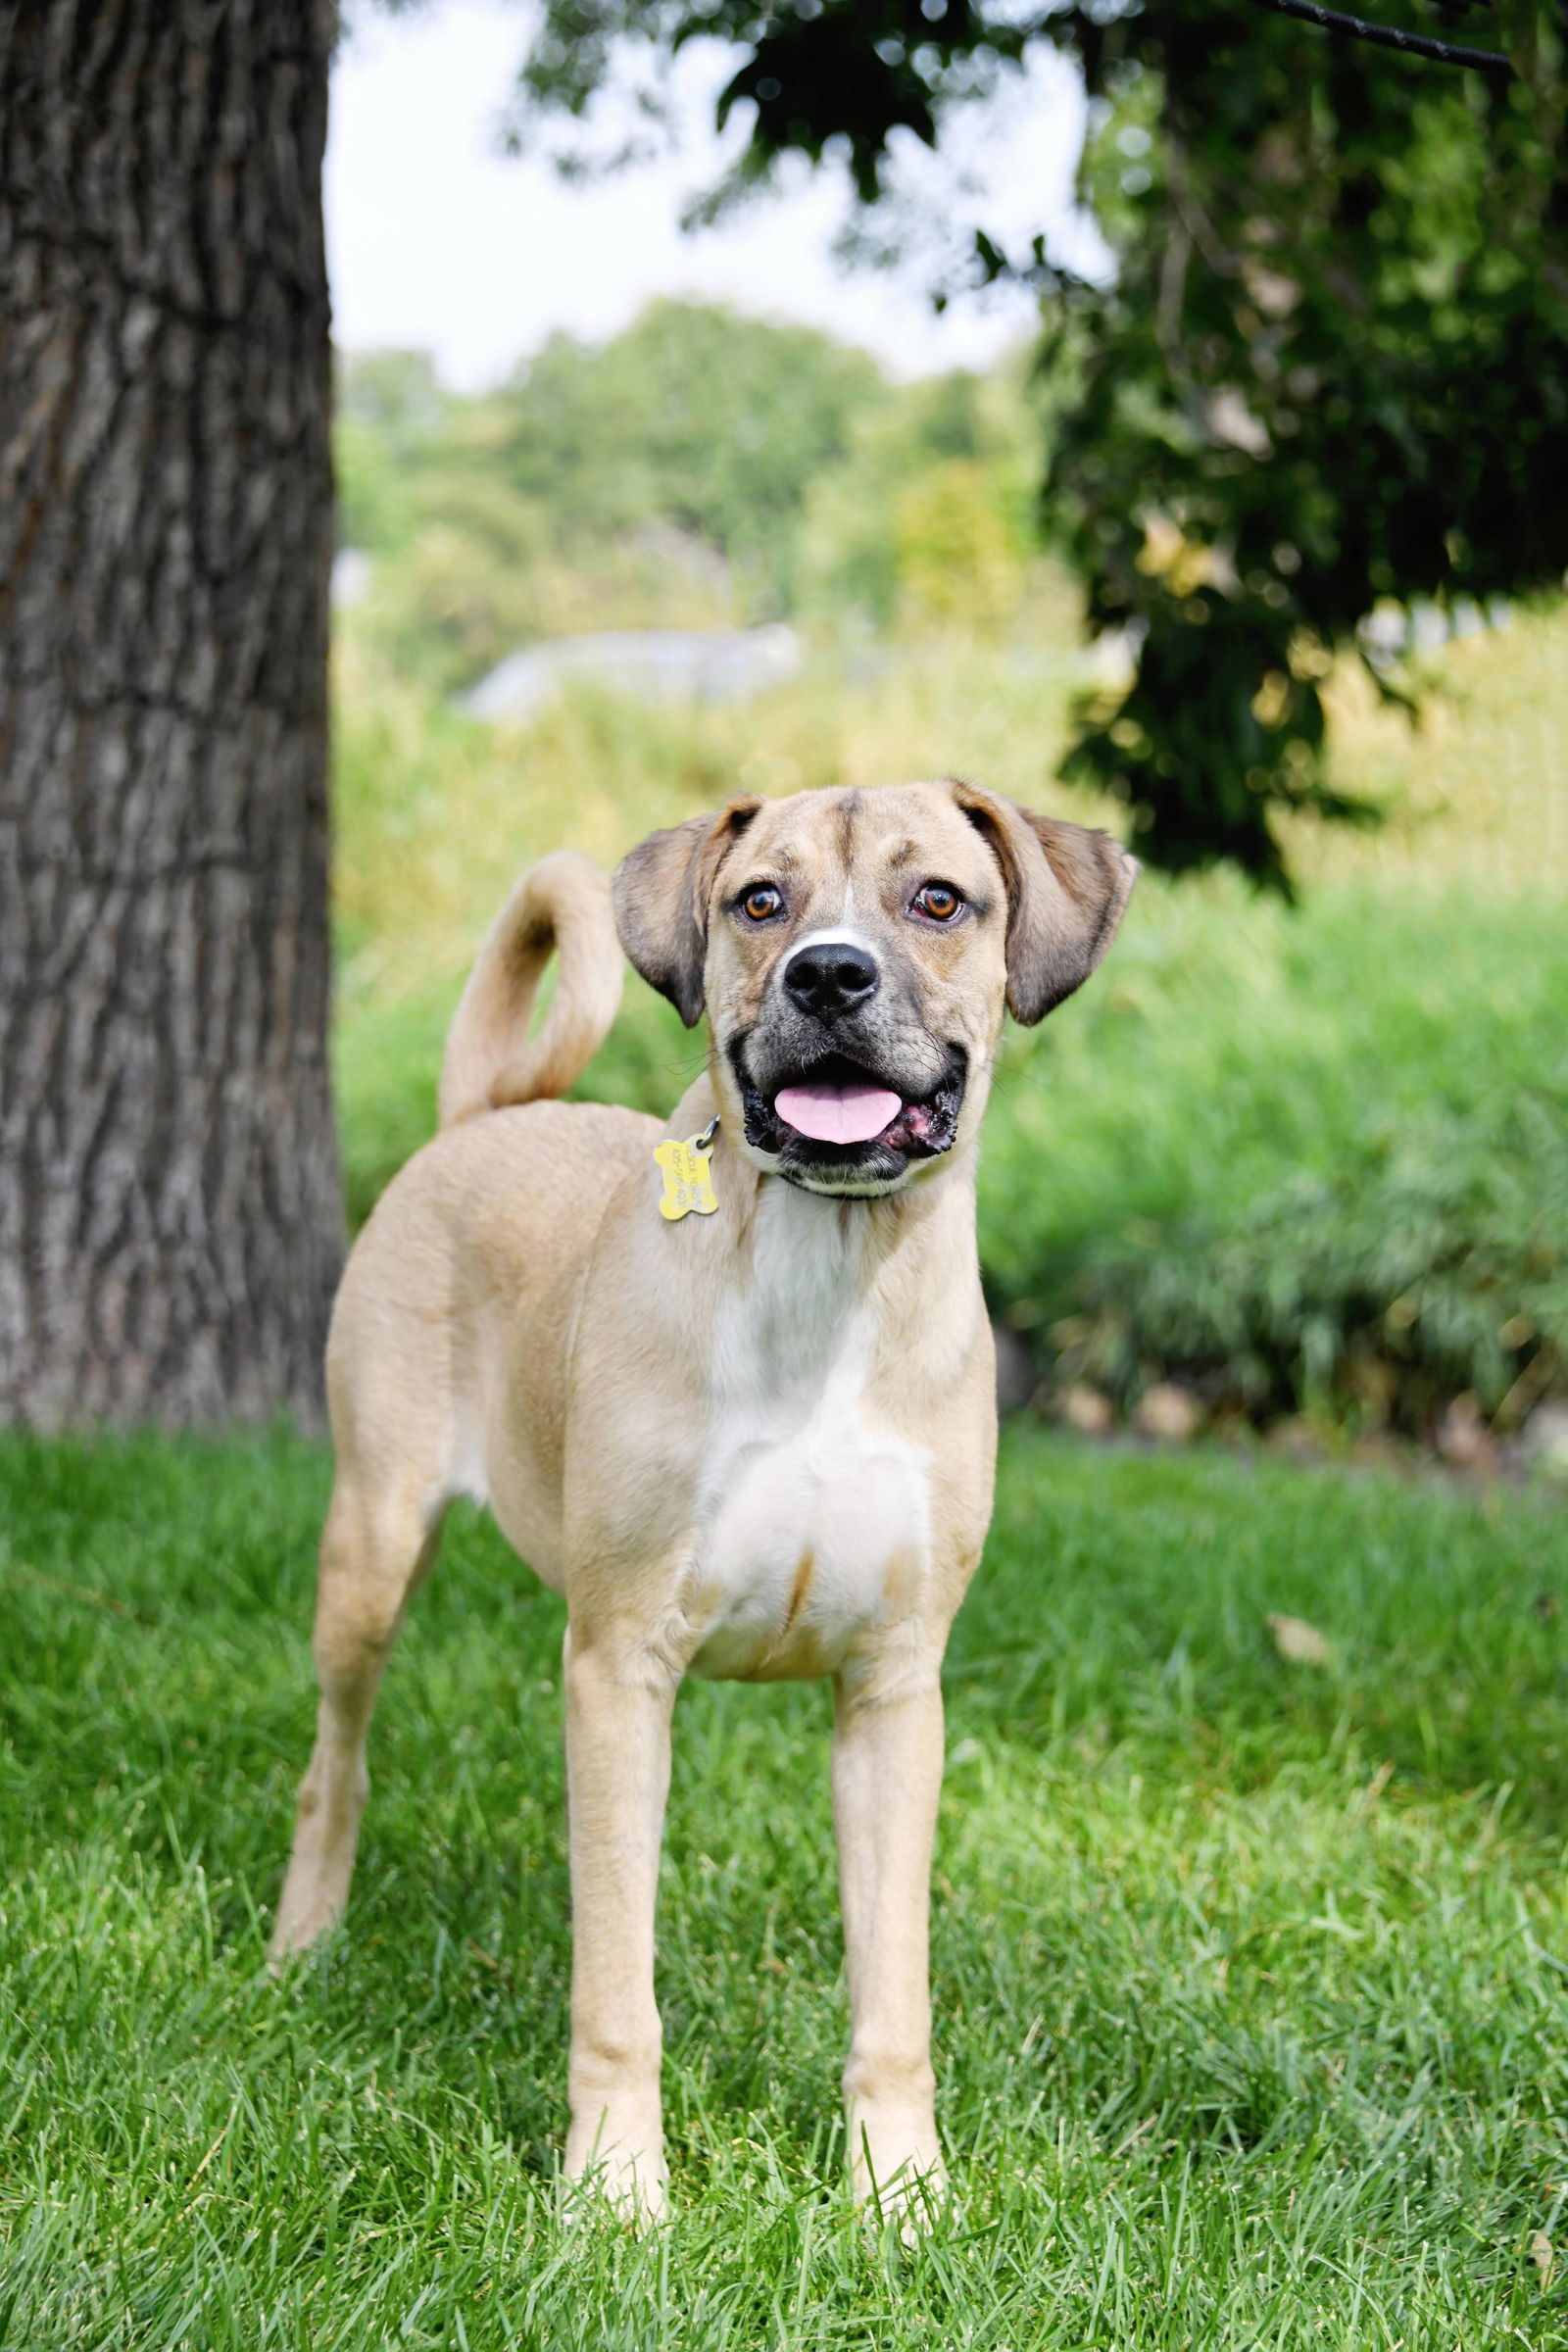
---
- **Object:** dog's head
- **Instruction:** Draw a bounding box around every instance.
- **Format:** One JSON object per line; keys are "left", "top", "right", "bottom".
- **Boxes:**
{"left": 612, "top": 781, "right": 1137, "bottom": 1199}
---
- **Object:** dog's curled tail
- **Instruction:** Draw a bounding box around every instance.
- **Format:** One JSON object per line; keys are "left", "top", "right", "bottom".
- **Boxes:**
{"left": 437, "top": 852, "right": 623, "bottom": 1129}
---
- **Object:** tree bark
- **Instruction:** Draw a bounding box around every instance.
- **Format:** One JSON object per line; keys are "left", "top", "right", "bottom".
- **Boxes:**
{"left": 0, "top": 0, "right": 343, "bottom": 1428}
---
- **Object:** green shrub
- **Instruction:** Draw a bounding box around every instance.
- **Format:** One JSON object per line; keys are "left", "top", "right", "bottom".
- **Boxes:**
{"left": 980, "top": 883, "right": 1568, "bottom": 1428}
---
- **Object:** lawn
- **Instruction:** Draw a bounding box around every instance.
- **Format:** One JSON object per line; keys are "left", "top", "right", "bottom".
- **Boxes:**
{"left": 4, "top": 1424, "right": 1568, "bottom": 2347}
{"left": 7, "top": 604, "right": 1566, "bottom": 2342}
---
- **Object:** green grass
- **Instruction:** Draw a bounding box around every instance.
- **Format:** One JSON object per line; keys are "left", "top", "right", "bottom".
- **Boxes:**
{"left": 5, "top": 1426, "right": 1568, "bottom": 2345}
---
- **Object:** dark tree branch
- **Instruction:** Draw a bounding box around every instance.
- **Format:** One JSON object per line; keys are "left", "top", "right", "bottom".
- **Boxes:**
{"left": 1238, "top": 0, "right": 1511, "bottom": 69}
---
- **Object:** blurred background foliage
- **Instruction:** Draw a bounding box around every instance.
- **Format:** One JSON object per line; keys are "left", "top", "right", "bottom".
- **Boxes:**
{"left": 510, "top": 0, "right": 1568, "bottom": 888}
{"left": 331, "top": 0, "right": 1567, "bottom": 1458}
{"left": 336, "top": 300, "right": 1054, "bottom": 689}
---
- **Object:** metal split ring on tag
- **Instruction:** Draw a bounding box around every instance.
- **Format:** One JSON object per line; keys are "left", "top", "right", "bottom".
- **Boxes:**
{"left": 654, "top": 1114, "right": 720, "bottom": 1221}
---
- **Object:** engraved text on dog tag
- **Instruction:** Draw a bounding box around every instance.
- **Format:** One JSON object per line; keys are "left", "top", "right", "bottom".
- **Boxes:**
{"left": 654, "top": 1125, "right": 719, "bottom": 1221}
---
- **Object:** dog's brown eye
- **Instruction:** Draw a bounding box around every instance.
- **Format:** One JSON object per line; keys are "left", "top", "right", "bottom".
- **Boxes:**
{"left": 741, "top": 885, "right": 784, "bottom": 922}
{"left": 913, "top": 882, "right": 963, "bottom": 923}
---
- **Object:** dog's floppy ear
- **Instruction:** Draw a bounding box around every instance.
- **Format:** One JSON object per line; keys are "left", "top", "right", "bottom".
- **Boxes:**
{"left": 612, "top": 796, "right": 763, "bottom": 1026}
{"left": 950, "top": 780, "right": 1138, "bottom": 1024}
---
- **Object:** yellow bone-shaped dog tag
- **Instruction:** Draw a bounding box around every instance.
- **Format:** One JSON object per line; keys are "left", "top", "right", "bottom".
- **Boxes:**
{"left": 654, "top": 1117, "right": 719, "bottom": 1221}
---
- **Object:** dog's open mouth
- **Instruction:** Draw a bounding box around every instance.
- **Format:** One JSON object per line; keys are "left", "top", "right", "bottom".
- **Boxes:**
{"left": 775, "top": 1067, "right": 902, "bottom": 1147}
{"left": 733, "top": 1047, "right": 967, "bottom": 1176}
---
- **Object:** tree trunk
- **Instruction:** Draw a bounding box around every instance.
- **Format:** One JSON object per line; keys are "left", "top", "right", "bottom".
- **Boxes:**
{"left": 0, "top": 0, "right": 343, "bottom": 1428}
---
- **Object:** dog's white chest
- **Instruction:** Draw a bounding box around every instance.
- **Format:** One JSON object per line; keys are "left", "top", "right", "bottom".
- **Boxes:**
{"left": 688, "top": 1187, "right": 931, "bottom": 1681}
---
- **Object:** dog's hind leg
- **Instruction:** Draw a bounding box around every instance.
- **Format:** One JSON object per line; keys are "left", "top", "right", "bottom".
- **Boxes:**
{"left": 269, "top": 1468, "right": 445, "bottom": 1964}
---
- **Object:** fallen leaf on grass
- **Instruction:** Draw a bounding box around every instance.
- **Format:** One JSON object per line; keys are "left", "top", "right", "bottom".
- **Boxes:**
{"left": 1530, "top": 2229, "right": 1554, "bottom": 2288}
{"left": 1266, "top": 1612, "right": 1332, "bottom": 1666}
{"left": 8, "top": 1561, "right": 155, "bottom": 1625}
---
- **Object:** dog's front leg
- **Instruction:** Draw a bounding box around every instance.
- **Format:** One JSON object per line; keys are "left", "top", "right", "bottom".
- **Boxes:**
{"left": 563, "top": 1620, "right": 676, "bottom": 2220}
{"left": 832, "top": 1649, "right": 948, "bottom": 2219}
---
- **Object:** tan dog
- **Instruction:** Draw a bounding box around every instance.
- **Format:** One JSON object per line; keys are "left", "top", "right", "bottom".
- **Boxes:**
{"left": 270, "top": 780, "right": 1135, "bottom": 2218}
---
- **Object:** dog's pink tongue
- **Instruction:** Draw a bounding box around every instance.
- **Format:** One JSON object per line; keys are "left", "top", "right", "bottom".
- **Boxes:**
{"left": 774, "top": 1080, "right": 902, "bottom": 1146}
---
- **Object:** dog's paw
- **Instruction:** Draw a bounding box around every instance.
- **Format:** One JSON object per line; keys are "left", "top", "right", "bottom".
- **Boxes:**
{"left": 266, "top": 1866, "right": 351, "bottom": 1971}
{"left": 564, "top": 2112, "right": 667, "bottom": 2227}
{"left": 848, "top": 2115, "right": 948, "bottom": 2238}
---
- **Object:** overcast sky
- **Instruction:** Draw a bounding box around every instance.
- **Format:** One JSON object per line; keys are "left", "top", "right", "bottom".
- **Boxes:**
{"left": 325, "top": 0, "right": 1101, "bottom": 389}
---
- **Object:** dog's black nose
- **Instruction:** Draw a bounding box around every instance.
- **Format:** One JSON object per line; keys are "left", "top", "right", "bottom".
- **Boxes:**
{"left": 782, "top": 939, "right": 880, "bottom": 1020}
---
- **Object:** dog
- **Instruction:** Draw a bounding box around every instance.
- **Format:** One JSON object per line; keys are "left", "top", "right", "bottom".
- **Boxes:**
{"left": 270, "top": 778, "right": 1136, "bottom": 2218}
